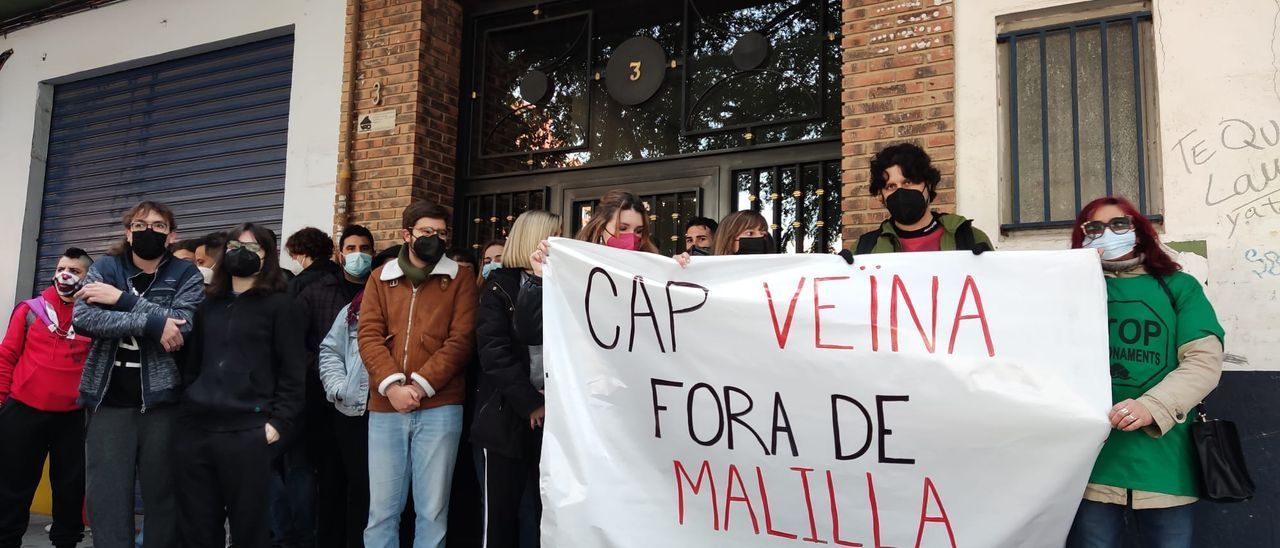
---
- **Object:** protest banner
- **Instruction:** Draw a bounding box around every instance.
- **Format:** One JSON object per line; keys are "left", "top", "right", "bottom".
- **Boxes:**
{"left": 540, "top": 239, "right": 1113, "bottom": 547}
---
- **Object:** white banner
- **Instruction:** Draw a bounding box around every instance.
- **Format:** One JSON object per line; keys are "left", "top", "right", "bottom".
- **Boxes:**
{"left": 540, "top": 239, "right": 1113, "bottom": 548}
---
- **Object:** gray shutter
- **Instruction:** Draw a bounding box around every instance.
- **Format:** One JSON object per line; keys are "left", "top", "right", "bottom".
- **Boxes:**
{"left": 33, "top": 34, "right": 294, "bottom": 295}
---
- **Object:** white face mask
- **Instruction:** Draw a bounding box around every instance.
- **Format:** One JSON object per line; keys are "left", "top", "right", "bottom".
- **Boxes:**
{"left": 198, "top": 266, "right": 215, "bottom": 285}
{"left": 1084, "top": 229, "right": 1137, "bottom": 260}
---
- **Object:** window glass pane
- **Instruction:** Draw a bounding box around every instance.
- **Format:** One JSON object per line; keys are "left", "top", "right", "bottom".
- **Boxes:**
{"left": 1075, "top": 26, "right": 1108, "bottom": 206}
{"left": 468, "top": 1, "right": 839, "bottom": 177}
{"left": 1045, "top": 29, "right": 1077, "bottom": 222}
{"left": 1106, "top": 20, "right": 1140, "bottom": 206}
{"left": 735, "top": 169, "right": 755, "bottom": 211}
{"left": 685, "top": 0, "right": 824, "bottom": 133}
{"left": 479, "top": 15, "right": 591, "bottom": 157}
{"left": 1015, "top": 37, "right": 1045, "bottom": 223}
{"left": 822, "top": 160, "right": 842, "bottom": 253}
{"left": 758, "top": 168, "right": 776, "bottom": 234}
{"left": 778, "top": 166, "right": 798, "bottom": 252}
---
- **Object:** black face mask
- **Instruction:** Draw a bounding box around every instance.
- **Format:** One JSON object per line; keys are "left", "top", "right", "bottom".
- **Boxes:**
{"left": 223, "top": 247, "right": 262, "bottom": 278}
{"left": 885, "top": 189, "right": 930, "bottom": 225}
{"left": 130, "top": 229, "right": 168, "bottom": 261}
{"left": 735, "top": 236, "right": 769, "bottom": 255}
{"left": 411, "top": 234, "right": 446, "bottom": 265}
{"left": 688, "top": 245, "right": 712, "bottom": 257}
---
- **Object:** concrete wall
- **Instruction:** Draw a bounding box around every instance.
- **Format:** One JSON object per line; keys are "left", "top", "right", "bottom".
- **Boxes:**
{"left": 955, "top": 1, "right": 1280, "bottom": 544}
{"left": 955, "top": 0, "right": 1279, "bottom": 372}
{"left": 0, "top": 0, "right": 346, "bottom": 312}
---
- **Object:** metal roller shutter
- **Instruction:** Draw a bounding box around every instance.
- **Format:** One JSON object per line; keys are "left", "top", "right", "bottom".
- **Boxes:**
{"left": 31, "top": 33, "right": 294, "bottom": 295}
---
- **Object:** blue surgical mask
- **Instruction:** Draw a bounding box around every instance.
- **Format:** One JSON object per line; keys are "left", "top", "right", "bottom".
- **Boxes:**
{"left": 481, "top": 262, "right": 501, "bottom": 279}
{"left": 1083, "top": 229, "right": 1137, "bottom": 260}
{"left": 343, "top": 252, "right": 373, "bottom": 278}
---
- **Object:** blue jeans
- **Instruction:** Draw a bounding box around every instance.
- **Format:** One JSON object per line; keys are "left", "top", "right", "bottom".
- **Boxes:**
{"left": 1066, "top": 499, "right": 1194, "bottom": 548}
{"left": 364, "top": 406, "right": 462, "bottom": 548}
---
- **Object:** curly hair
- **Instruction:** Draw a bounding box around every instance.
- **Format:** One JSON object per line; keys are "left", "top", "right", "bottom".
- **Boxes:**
{"left": 285, "top": 227, "right": 335, "bottom": 260}
{"left": 868, "top": 142, "right": 941, "bottom": 201}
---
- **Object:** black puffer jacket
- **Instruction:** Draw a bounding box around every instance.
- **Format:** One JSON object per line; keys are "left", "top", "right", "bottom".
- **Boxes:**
{"left": 470, "top": 267, "right": 543, "bottom": 458}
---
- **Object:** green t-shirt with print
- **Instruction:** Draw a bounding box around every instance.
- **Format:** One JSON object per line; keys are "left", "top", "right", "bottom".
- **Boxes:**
{"left": 1089, "top": 272, "right": 1225, "bottom": 497}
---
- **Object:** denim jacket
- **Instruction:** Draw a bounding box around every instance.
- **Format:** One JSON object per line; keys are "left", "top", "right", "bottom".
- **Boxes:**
{"left": 72, "top": 252, "right": 204, "bottom": 410}
{"left": 318, "top": 303, "right": 368, "bottom": 417}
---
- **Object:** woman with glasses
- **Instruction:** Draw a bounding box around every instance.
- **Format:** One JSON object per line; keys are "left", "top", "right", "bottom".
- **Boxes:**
{"left": 175, "top": 223, "right": 308, "bottom": 548}
{"left": 1066, "top": 197, "right": 1225, "bottom": 548}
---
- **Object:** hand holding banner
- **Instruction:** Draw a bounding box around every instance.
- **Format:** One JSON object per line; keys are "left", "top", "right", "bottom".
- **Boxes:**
{"left": 541, "top": 239, "right": 1112, "bottom": 548}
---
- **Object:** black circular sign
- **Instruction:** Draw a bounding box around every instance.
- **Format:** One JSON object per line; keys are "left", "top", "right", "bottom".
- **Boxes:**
{"left": 605, "top": 36, "right": 666, "bottom": 106}
{"left": 519, "top": 70, "right": 552, "bottom": 104}
{"left": 731, "top": 31, "right": 770, "bottom": 71}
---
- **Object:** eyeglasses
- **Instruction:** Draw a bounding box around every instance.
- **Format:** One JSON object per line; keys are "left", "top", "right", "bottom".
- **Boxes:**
{"left": 129, "top": 220, "right": 170, "bottom": 233}
{"left": 226, "top": 241, "right": 263, "bottom": 254}
{"left": 412, "top": 227, "right": 450, "bottom": 239}
{"left": 1081, "top": 216, "right": 1134, "bottom": 241}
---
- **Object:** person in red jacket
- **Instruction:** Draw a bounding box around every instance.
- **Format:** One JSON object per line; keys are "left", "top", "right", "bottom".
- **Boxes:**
{"left": 0, "top": 247, "right": 94, "bottom": 548}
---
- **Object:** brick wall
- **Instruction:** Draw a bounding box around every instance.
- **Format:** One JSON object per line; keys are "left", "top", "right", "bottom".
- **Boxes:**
{"left": 840, "top": 0, "right": 957, "bottom": 244}
{"left": 334, "top": 0, "right": 463, "bottom": 248}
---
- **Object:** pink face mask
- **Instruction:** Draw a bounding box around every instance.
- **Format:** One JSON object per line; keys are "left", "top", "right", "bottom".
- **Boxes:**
{"left": 605, "top": 232, "right": 642, "bottom": 251}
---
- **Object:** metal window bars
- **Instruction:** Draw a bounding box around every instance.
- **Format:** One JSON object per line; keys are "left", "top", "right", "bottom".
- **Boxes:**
{"left": 999, "top": 12, "right": 1155, "bottom": 230}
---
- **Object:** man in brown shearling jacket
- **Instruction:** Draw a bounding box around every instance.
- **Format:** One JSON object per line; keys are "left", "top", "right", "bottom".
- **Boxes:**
{"left": 357, "top": 200, "right": 478, "bottom": 548}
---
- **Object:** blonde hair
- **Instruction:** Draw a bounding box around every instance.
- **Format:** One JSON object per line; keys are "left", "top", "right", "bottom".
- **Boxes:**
{"left": 712, "top": 210, "right": 769, "bottom": 255}
{"left": 574, "top": 189, "right": 659, "bottom": 253}
{"left": 502, "top": 210, "right": 562, "bottom": 270}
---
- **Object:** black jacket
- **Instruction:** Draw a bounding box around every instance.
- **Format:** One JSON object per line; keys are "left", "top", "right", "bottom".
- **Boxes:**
{"left": 514, "top": 274, "right": 542, "bottom": 345}
{"left": 471, "top": 268, "right": 543, "bottom": 458}
{"left": 179, "top": 290, "right": 308, "bottom": 436}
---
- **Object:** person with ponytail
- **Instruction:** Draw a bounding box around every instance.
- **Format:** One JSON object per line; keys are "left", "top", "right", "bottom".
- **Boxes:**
{"left": 175, "top": 223, "right": 308, "bottom": 548}
{"left": 1065, "top": 196, "right": 1225, "bottom": 548}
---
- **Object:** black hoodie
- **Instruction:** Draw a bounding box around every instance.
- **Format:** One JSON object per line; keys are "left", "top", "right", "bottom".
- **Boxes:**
{"left": 179, "top": 289, "right": 308, "bottom": 435}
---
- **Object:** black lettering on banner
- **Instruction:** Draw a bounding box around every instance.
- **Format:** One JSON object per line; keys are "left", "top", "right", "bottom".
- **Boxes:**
{"left": 724, "top": 385, "right": 770, "bottom": 454}
{"left": 586, "top": 267, "right": 620, "bottom": 349}
{"left": 876, "top": 395, "right": 916, "bottom": 465}
{"left": 630, "top": 275, "right": 666, "bottom": 353}
{"left": 688, "top": 383, "right": 725, "bottom": 446}
{"left": 651, "top": 378, "right": 684, "bottom": 438}
{"left": 831, "top": 394, "right": 873, "bottom": 461}
{"left": 666, "top": 281, "right": 709, "bottom": 353}
{"left": 771, "top": 392, "right": 799, "bottom": 457}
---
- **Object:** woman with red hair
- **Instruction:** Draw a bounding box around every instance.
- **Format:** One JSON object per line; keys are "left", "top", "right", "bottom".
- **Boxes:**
{"left": 1066, "top": 197, "right": 1226, "bottom": 548}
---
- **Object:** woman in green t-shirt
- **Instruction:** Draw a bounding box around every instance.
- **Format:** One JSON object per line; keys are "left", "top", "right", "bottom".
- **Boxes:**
{"left": 1065, "top": 196, "right": 1226, "bottom": 548}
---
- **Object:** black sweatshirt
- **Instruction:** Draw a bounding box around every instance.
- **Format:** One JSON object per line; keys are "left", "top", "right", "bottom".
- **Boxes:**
{"left": 178, "top": 289, "right": 308, "bottom": 435}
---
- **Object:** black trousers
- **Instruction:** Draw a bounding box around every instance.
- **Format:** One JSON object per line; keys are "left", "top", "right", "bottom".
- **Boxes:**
{"left": 0, "top": 399, "right": 84, "bottom": 548}
{"left": 482, "top": 448, "right": 541, "bottom": 548}
{"left": 175, "top": 425, "right": 272, "bottom": 548}
{"left": 316, "top": 410, "right": 369, "bottom": 548}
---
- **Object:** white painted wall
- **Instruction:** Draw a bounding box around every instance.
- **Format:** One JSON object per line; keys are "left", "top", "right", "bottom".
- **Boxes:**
{"left": 955, "top": 0, "right": 1280, "bottom": 370}
{"left": 0, "top": 0, "right": 345, "bottom": 312}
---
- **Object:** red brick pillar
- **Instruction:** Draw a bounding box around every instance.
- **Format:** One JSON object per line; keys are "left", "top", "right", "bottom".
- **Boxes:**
{"left": 335, "top": 0, "right": 463, "bottom": 248}
{"left": 840, "top": 0, "right": 957, "bottom": 245}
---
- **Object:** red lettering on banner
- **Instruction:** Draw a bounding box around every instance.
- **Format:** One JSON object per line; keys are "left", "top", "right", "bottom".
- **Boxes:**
{"left": 826, "top": 471, "right": 864, "bottom": 547}
{"left": 866, "top": 471, "right": 896, "bottom": 548}
{"left": 757, "top": 466, "right": 800, "bottom": 540}
{"left": 870, "top": 275, "right": 880, "bottom": 352}
{"left": 765, "top": 278, "right": 806, "bottom": 349}
{"left": 674, "top": 459, "right": 719, "bottom": 530}
{"left": 725, "top": 464, "right": 761, "bottom": 534}
{"left": 947, "top": 275, "right": 995, "bottom": 357}
{"left": 791, "top": 467, "right": 829, "bottom": 544}
{"left": 673, "top": 463, "right": 955, "bottom": 547}
{"left": 913, "top": 477, "right": 957, "bottom": 548}
{"left": 891, "top": 276, "right": 938, "bottom": 353}
{"left": 814, "top": 277, "right": 854, "bottom": 350}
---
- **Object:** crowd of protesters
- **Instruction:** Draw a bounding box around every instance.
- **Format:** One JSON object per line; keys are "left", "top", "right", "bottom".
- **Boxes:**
{"left": 0, "top": 142, "right": 1222, "bottom": 548}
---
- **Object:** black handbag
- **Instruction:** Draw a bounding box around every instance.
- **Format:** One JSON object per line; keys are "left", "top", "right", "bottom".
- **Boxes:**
{"left": 1191, "top": 403, "right": 1255, "bottom": 502}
